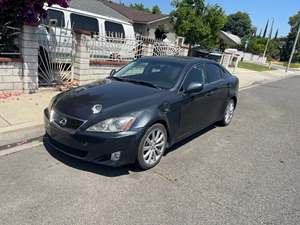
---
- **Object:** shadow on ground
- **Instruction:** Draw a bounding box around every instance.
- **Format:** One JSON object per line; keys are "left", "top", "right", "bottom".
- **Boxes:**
{"left": 43, "top": 125, "right": 217, "bottom": 177}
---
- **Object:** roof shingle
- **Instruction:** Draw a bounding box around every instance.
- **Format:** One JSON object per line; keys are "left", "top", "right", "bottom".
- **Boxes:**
{"left": 99, "top": 0, "right": 169, "bottom": 23}
{"left": 69, "top": 0, "right": 130, "bottom": 22}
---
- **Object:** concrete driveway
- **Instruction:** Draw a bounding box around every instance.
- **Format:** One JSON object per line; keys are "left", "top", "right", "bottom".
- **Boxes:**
{"left": 0, "top": 76, "right": 300, "bottom": 225}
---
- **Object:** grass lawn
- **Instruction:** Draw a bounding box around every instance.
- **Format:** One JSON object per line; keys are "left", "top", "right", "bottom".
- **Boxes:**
{"left": 238, "top": 62, "right": 272, "bottom": 72}
{"left": 271, "top": 61, "right": 300, "bottom": 68}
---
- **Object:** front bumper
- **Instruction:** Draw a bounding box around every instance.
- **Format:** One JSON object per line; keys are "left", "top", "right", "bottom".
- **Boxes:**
{"left": 44, "top": 109, "right": 143, "bottom": 167}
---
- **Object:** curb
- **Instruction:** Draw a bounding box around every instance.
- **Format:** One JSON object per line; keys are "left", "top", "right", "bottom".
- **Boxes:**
{"left": 0, "top": 122, "right": 44, "bottom": 147}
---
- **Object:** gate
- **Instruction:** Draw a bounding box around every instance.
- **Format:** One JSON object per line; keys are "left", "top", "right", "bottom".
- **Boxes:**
{"left": 37, "top": 24, "right": 76, "bottom": 86}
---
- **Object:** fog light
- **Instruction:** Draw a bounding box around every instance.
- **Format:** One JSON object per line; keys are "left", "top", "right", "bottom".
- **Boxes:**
{"left": 111, "top": 151, "right": 121, "bottom": 161}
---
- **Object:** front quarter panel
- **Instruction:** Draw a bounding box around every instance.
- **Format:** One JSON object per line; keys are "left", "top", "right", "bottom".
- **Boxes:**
{"left": 131, "top": 94, "right": 181, "bottom": 146}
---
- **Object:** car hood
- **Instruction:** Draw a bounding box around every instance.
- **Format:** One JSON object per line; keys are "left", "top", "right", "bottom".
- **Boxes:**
{"left": 53, "top": 79, "right": 164, "bottom": 120}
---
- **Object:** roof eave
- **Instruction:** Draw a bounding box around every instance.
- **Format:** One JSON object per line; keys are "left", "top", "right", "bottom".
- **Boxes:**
{"left": 146, "top": 16, "right": 170, "bottom": 25}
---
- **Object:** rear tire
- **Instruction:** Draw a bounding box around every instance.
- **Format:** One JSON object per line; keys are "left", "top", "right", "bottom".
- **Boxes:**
{"left": 219, "top": 98, "right": 235, "bottom": 126}
{"left": 137, "top": 124, "right": 167, "bottom": 170}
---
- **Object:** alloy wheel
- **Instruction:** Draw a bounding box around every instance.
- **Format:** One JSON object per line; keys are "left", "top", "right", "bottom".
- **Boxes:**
{"left": 142, "top": 128, "right": 166, "bottom": 166}
{"left": 224, "top": 100, "right": 235, "bottom": 124}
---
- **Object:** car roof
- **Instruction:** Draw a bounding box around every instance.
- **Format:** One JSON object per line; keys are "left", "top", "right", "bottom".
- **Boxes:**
{"left": 140, "top": 56, "right": 217, "bottom": 66}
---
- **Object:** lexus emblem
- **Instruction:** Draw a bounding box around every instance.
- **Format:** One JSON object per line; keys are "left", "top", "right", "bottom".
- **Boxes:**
{"left": 92, "top": 104, "right": 102, "bottom": 114}
{"left": 58, "top": 118, "right": 67, "bottom": 127}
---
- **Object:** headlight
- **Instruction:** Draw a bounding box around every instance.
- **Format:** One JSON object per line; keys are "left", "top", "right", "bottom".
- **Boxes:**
{"left": 86, "top": 116, "right": 135, "bottom": 133}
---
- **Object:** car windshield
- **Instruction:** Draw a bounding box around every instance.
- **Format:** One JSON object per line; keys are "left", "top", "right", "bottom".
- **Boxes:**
{"left": 112, "top": 60, "right": 184, "bottom": 89}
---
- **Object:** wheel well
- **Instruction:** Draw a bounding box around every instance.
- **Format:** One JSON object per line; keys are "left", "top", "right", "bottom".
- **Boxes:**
{"left": 231, "top": 96, "right": 237, "bottom": 108}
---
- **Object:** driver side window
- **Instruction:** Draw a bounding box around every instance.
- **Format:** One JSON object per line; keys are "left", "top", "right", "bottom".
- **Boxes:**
{"left": 182, "top": 64, "right": 205, "bottom": 91}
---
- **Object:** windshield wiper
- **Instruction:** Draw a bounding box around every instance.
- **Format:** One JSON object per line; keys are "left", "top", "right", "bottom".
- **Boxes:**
{"left": 109, "top": 76, "right": 125, "bottom": 82}
{"left": 123, "top": 79, "right": 161, "bottom": 89}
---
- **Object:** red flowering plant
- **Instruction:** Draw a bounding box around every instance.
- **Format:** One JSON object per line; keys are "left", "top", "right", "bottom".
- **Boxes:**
{"left": 0, "top": 0, "right": 70, "bottom": 25}
{"left": 0, "top": 0, "right": 70, "bottom": 55}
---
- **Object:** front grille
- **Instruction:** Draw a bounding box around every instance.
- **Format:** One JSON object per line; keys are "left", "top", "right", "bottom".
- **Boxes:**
{"left": 50, "top": 110, "right": 85, "bottom": 130}
{"left": 48, "top": 137, "right": 88, "bottom": 158}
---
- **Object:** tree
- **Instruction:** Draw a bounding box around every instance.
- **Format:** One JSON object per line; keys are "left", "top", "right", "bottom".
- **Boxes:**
{"left": 242, "top": 36, "right": 282, "bottom": 60}
{"left": 258, "top": 28, "right": 262, "bottom": 37}
{"left": 0, "top": 0, "right": 70, "bottom": 26}
{"left": 281, "top": 11, "right": 300, "bottom": 62}
{"left": 274, "top": 29, "right": 279, "bottom": 40}
{"left": 170, "top": 0, "right": 226, "bottom": 52}
{"left": 130, "top": 3, "right": 151, "bottom": 13}
{"left": 262, "top": 19, "right": 269, "bottom": 38}
{"left": 223, "top": 12, "right": 252, "bottom": 37}
{"left": 130, "top": 3, "right": 161, "bottom": 14}
{"left": 152, "top": 5, "right": 161, "bottom": 14}
{"left": 0, "top": 0, "right": 70, "bottom": 54}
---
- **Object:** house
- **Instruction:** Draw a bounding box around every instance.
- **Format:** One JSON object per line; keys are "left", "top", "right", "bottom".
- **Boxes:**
{"left": 219, "top": 31, "right": 242, "bottom": 48}
{"left": 69, "top": 0, "right": 130, "bottom": 22}
{"left": 99, "top": 0, "right": 177, "bottom": 42}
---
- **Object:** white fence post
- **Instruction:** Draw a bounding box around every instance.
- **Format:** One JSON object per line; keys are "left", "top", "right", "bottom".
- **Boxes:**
{"left": 73, "top": 29, "right": 91, "bottom": 85}
{"left": 21, "top": 25, "right": 39, "bottom": 93}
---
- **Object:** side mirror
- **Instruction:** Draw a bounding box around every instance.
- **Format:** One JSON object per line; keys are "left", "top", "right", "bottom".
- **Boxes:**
{"left": 49, "top": 19, "right": 58, "bottom": 27}
{"left": 110, "top": 69, "right": 117, "bottom": 77}
{"left": 185, "top": 82, "right": 204, "bottom": 94}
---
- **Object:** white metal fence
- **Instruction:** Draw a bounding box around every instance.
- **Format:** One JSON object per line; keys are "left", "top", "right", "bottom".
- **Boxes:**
{"left": 89, "top": 33, "right": 187, "bottom": 62}
{"left": 37, "top": 24, "right": 76, "bottom": 85}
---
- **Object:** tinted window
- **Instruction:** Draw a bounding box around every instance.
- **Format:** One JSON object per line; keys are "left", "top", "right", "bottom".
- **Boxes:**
{"left": 114, "top": 60, "right": 183, "bottom": 89}
{"left": 70, "top": 14, "right": 99, "bottom": 33}
{"left": 205, "top": 64, "right": 222, "bottom": 83}
{"left": 105, "top": 21, "right": 125, "bottom": 37}
{"left": 43, "top": 9, "right": 65, "bottom": 27}
{"left": 182, "top": 65, "right": 205, "bottom": 90}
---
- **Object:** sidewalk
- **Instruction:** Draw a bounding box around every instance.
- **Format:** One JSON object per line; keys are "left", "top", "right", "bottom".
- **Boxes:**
{"left": 0, "top": 90, "right": 59, "bottom": 146}
{"left": 0, "top": 68, "right": 297, "bottom": 146}
{"left": 232, "top": 68, "right": 295, "bottom": 89}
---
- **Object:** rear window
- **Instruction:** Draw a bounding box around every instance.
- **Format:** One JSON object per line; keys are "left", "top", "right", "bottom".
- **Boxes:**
{"left": 205, "top": 63, "right": 222, "bottom": 83}
{"left": 42, "top": 9, "right": 65, "bottom": 27}
{"left": 70, "top": 14, "right": 99, "bottom": 33}
{"left": 105, "top": 21, "right": 125, "bottom": 38}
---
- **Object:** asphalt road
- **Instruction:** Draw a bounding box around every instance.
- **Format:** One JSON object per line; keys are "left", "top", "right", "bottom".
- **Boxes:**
{"left": 1, "top": 76, "right": 300, "bottom": 225}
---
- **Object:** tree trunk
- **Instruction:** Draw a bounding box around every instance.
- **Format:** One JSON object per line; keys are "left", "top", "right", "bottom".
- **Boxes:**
{"left": 188, "top": 44, "right": 192, "bottom": 57}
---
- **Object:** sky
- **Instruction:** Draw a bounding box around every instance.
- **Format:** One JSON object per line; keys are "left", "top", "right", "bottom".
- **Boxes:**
{"left": 114, "top": 0, "right": 300, "bottom": 37}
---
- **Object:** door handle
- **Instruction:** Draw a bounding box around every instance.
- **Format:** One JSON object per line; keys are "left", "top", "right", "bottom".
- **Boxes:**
{"left": 205, "top": 91, "right": 214, "bottom": 97}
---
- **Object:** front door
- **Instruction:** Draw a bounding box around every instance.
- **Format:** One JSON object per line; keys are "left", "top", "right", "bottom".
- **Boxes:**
{"left": 177, "top": 64, "right": 211, "bottom": 139}
{"left": 204, "top": 63, "right": 229, "bottom": 123}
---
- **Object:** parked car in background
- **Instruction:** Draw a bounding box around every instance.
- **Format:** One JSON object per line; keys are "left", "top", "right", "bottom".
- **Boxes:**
{"left": 41, "top": 4, "right": 135, "bottom": 39}
{"left": 36, "top": 4, "right": 137, "bottom": 85}
{"left": 44, "top": 56, "right": 239, "bottom": 170}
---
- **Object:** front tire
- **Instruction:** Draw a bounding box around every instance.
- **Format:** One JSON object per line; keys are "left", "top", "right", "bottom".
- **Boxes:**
{"left": 137, "top": 124, "right": 167, "bottom": 170}
{"left": 219, "top": 99, "right": 235, "bottom": 126}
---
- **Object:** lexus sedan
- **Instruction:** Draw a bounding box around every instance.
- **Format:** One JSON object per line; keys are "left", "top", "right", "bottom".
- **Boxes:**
{"left": 44, "top": 56, "right": 239, "bottom": 169}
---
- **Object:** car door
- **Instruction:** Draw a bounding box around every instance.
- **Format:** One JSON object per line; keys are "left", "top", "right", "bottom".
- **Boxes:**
{"left": 177, "top": 64, "right": 211, "bottom": 138}
{"left": 204, "top": 63, "right": 229, "bottom": 123}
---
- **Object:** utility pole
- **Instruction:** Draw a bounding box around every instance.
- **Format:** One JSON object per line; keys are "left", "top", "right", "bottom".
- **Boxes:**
{"left": 286, "top": 23, "right": 300, "bottom": 72}
{"left": 263, "top": 18, "right": 274, "bottom": 59}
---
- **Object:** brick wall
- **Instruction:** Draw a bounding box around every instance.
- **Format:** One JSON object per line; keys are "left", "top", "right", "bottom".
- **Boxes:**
{"left": 85, "top": 61, "right": 126, "bottom": 84}
{"left": 0, "top": 58, "right": 23, "bottom": 92}
{"left": 0, "top": 25, "right": 38, "bottom": 93}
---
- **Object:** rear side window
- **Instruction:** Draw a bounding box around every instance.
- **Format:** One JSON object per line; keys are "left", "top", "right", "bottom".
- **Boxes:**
{"left": 205, "top": 63, "right": 222, "bottom": 83}
{"left": 42, "top": 9, "right": 65, "bottom": 27}
{"left": 182, "top": 64, "right": 205, "bottom": 90}
{"left": 70, "top": 14, "right": 99, "bottom": 33}
{"left": 105, "top": 21, "right": 125, "bottom": 37}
